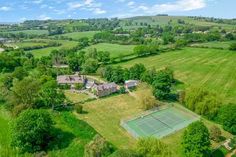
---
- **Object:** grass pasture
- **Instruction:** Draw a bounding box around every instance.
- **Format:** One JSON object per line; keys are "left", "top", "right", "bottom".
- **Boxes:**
{"left": 190, "top": 41, "right": 235, "bottom": 49}
{"left": 4, "top": 30, "right": 48, "bottom": 35}
{"left": 60, "top": 31, "right": 99, "bottom": 40}
{"left": 82, "top": 43, "right": 136, "bottom": 58}
{"left": 28, "top": 39, "right": 78, "bottom": 58}
{"left": 117, "top": 47, "right": 236, "bottom": 104}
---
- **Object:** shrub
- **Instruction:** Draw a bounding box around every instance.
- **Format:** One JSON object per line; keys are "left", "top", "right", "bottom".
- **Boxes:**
{"left": 119, "top": 86, "right": 126, "bottom": 94}
{"left": 217, "top": 104, "right": 236, "bottom": 134}
{"left": 75, "top": 104, "right": 83, "bottom": 114}
{"left": 229, "top": 42, "right": 236, "bottom": 51}
{"left": 210, "top": 125, "right": 222, "bottom": 142}
{"left": 84, "top": 134, "right": 114, "bottom": 157}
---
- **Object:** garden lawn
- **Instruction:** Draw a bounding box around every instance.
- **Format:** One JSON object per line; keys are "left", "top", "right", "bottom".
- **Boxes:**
{"left": 81, "top": 43, "right": 136, "bottom": 58}
{"left": 117, "top": 47, "right": 236, "bottom": 104}
{"left": 75, "top": 84, "right": 150, "bottom": 149}
{"left": 64, "top": 90, "right": 91, "bottom": 103}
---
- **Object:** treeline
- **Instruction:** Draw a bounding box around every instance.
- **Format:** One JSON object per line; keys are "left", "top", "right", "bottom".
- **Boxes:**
{"left": 21, "top": 41, "right": 62, "bottom": 51}
{"left": 180, "top": 87, "right": 236, "bottom": 135}
{"left": 99, "top": 64, "right": 175, "bottom": 100}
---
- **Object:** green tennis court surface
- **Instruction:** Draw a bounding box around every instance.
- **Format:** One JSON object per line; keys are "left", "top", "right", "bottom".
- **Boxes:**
{"left": 121, "top": 105, "right": 200, "bottom": 138}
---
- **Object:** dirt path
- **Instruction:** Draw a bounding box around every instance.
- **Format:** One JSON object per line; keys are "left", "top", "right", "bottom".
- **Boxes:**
{"left": 226, "top": 149, "right": 236, "bottom": 157}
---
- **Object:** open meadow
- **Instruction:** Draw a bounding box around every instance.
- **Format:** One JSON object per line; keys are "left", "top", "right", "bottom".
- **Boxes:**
{"left": 190, "top": 41, "right": 235, "bottom": 49}
{"left": 3, "top": 30, "right": 49, "bottom": 35}
{"left": 59, "top": 31, "right": 99, "bottom": 40}
{"left": 116, "top": 47, "right": 236, "bottom": 104}
{"left": 81, "top": 43, "right": 136, "bottom": 58}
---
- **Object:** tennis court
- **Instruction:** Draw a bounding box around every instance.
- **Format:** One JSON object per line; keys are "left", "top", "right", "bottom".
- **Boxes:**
{"left": 121, "top": 105, "right": 200, "bottom": 138}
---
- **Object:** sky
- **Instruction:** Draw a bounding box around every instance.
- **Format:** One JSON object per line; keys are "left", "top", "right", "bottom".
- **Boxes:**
{"left": 0, "top": 0, "right": 235, "bottom": 22}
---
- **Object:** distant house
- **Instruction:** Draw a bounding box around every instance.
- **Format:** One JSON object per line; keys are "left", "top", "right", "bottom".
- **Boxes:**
{"left": 85, "top": 80, "right": 96, "bottom": 89}
{"left": 57, "top": 75, "right": 86, "bottom": 89}
{"left": 125, "top": 80, "right": 139, "bottom": 89}
{"left": 92, "top": 82, "right": 118, "bottom": 97}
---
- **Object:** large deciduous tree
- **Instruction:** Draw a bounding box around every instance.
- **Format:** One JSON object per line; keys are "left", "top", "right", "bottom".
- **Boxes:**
{"left": 182, "top": 121, "right": 211, "bottom": 157}
{"left": 11, "top": 109, "right": 53, "bottom": 153}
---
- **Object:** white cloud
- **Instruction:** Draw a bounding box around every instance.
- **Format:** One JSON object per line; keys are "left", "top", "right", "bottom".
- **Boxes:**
{"left": 67, "top": 0, "right": 106, "bottom": 15}
{"left": 32, "top": 0, "right": 44, "bottom": 4}
{"left": 0, "top": 6, "right": 11, "bottom": 11}
{"left": 127, "top": 1, "right": 135, "bottom": 6}
{"left": 38, "top": 15, "right": 51, "bottom": 20}
{"left": 93, "top": 8, "right": 106, "bottom": 14}
{"left": 129, "top": 0, "right": 206, "bottom": 15}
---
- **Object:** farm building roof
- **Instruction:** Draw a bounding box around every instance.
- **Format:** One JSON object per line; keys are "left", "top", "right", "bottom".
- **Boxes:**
{"left": 95, "top": 82, "right": 118, "bottom": 91}
{"left": 57, "top": 75, "right": 86, "bottom": 84}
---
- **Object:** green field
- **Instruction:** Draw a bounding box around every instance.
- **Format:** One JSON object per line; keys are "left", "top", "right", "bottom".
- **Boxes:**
{"left": 82, "top": 43, "right": 136, "bottom": 58}
{"left": 59, "top": 31, "right": 99, "bottom": 40}
{"left": 190, "top": 41, "right": 235, "bottom": 49}
{"left": 4, "top": 30, "right": 49, "bottom": 35}
{"left": 121, "top": 16, "right": 236, "bottom": 30}
{"left": 29, "top": 40, "right": 78, "bottom": 58}
{"left": 117, "top": 47, "right": 236, "bottom": 103}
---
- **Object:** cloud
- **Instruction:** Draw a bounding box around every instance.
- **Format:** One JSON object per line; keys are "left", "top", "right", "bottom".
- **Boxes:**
{"left": 127, "top": 1, "right": 135, "bottom": 6}
{"left": 67, "top": 0, "right": 106, "bottom": 15}
{"left": 0, "top": 6, "right": 11, "bottom": 11}
{"left": 93, "top": 8, "right": 106, "bottom": 14}
{"left": 38, "top": 14, "right": 51, "bottom": 20}
{"left": 129, "top": 0, "right": 206, "bottom": 15}
{"left": 32, "top": 0, "right": 44, "bottom": 4}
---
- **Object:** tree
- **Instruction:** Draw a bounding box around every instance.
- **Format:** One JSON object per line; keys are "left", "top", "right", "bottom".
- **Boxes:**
{"left": 210, "top": 125, "right": 222, "bottom": 142}
{"left": 11, "top": 109, "right": 53, "bottom": 153}
{"left": 181, "top": 121, "right": 211, "bottom": 157}
{"left": 12, "top": 67, "right": 28, "bottom": 81}
{"left": 184, "top": 87, "right": 221, "bottom": 120}
{"left": 97, "top": 51, "right": 110, "bottom": 63}
{"left": 152, "top": 69, "right": 173, "bottom": 100}
{"left": 84, "top": 134, "right": 114, "bottom": 157}
{"left": 9, "top": 77, "right": 40, "bottom": 109}
{"left": 129, "top": 64, "right": 146, "bottom": 80}
{"left": 38, "top": 80, "right": 65, "bottom": 110}
{"left": 141, "top": 93, "right": 157, "bottom": 110}
{"left": 136, "top": 137, "right": 172, "bottom": 157}
{"left": 217, "top": 103, "right": 236, "bottom": 134}
{"left": 67, "top": 55, "right": 80, "bottom": 71}
{"left": 82, "top": 59, "right": 99, "bottom": 73}
{"left": 141, "top": 67, "right": 157, "bottom": 85}
{"left": 229, "top": 42, "right": 236, "bottom": 51}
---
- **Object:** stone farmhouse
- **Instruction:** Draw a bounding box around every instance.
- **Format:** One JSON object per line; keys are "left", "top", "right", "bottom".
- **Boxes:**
{"left": 92, "top": 82, "right": 118, "bottom": 97}
{"left": 57, "top": 75, "right": 86, "bottom": 89}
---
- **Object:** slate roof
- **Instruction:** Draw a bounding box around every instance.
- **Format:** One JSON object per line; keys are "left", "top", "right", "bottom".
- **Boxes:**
{"left": 125, "top": 80, "right": 139, "bottom": 88}
{"left": 57, "top": 75, "right": 86, "bottom": 84}
{"left": 95, "top": 82, "right": 118, "bottom": 91}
